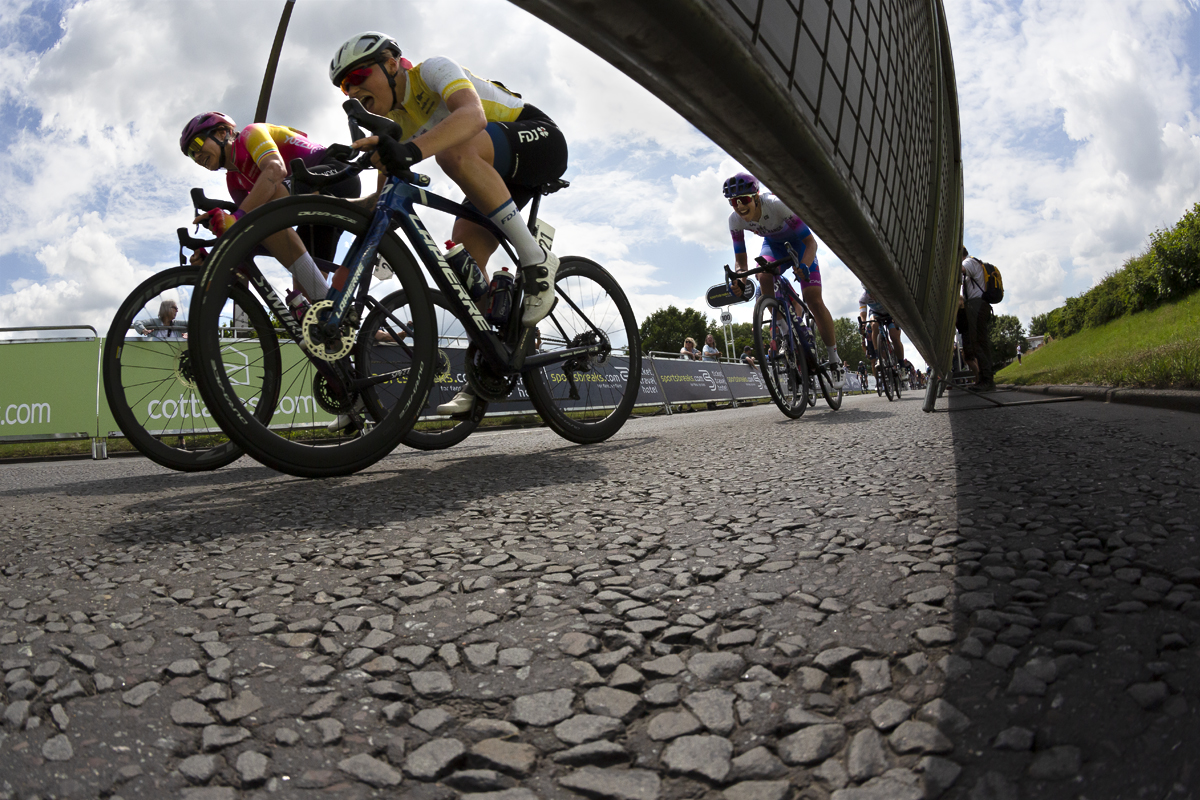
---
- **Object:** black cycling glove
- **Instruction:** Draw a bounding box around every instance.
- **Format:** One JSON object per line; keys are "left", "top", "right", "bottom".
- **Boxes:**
{"left": 376, "top": 138, "right": 423, "bottom": 175}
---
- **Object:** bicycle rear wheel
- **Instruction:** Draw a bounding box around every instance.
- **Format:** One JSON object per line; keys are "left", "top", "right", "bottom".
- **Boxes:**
{"left": 188, "top": 196, "right": 435, "bottom": 477}
{"left": 102, "top": 266, "right": 279, "bottom": 471}
{"left": 752, "top": 297, "right": 809, "bottom": 418}
{"left": 358, "top": 289, "right": 488, "bottom": 451}
{"left": 523, "top": 256, "right": 640, "bottom": 444}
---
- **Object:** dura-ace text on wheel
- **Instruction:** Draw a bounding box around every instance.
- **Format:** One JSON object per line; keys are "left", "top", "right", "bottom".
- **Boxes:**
{"left": 752, "top": 296, "right": 809, "bottom": 418}
{"left": 102, "top": 266, "right": 279, "bottom": 472}
{"left": 359, "top": 289, "right": 488, "bottom": 451}
{"left": 522, "top": 257, "right": 641, "bottom": 444}
{"left": 188, "top": 196, "right": 435, "bottom": 477}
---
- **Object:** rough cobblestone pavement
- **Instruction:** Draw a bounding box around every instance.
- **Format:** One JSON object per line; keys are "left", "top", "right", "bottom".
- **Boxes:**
{"left": 0, "top": 390, "right": 1197, "bottom": 800}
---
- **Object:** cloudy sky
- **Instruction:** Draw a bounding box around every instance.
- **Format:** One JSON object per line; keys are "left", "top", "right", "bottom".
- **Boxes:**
{"left": 2, "top": 0, "right": 1199, "bottom": 370}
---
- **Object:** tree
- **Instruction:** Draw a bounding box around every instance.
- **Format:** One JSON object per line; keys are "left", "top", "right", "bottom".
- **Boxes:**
{"left": 990, "top": 313, "right": 1026, "bottom": 361}
{"left": 1029, "top": 312, "right": 1049, "bottom": 337}
{"left": 639, "top": 305, "right": 712, "bottom": 356}
{"left": 833, "top": 317, "right": 867, "bottom": 370}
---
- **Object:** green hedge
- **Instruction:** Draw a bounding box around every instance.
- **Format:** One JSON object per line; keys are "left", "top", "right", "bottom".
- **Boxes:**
{"left": 1032, "top": 203, "right": 1200, "bottom": 339}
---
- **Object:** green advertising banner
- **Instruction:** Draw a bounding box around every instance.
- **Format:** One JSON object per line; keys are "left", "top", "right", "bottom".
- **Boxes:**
{"left": 100, "top": 337, "right": 337, "bottom": 439}
{"left": 0, "top": 340, "right": 100, "bottom": 440}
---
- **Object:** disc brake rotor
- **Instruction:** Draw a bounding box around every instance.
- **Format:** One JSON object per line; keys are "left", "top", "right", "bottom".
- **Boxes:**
{"left": 302, "top": 300, "right": 355, "bottom": 363}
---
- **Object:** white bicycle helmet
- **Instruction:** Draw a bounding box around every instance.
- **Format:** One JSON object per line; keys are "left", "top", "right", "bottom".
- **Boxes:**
{"left": 329, "top": 31, "right": 401, "bottom": 86}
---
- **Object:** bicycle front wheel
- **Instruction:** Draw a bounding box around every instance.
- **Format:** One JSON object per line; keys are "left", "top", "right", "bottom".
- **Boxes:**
{"left": 189, "top": 196, "right": 435, "bottom": 477}
{"left": 102, "top": 266, "right": 280, "bottom": 471}
{"left": 880, "top": 349, "right": 896, "bottom": 401}
{"left": 522, "top": 256, "right": 641, "bottom": 444}
{"left": 752, "top": 297, "right": 808, "bottom": 418}
{"left": 358, "top": 289, "right": 488, "bottom": 451}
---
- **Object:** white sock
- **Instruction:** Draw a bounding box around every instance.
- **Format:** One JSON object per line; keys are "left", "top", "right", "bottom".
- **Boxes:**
{"left": 291, "top": 252, "right": 328, "bottom": 302}
{"left": 827, "top": 345, "right": 840, "bottom": 364}
{"left": 487, "top": 199, "right": 544, "bottom": 266}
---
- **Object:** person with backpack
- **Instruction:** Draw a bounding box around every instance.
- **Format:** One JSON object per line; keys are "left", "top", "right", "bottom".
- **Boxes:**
{"left": 961, "top": 246, "right": 1000, "bottom": 390}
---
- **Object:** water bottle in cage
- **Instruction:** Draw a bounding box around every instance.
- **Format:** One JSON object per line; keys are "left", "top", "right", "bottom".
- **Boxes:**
{"left": 485, "top": 268, "right": 515, "bottom": 326}
{"left": 444, "top": 241, "right": 489, "bottom": 300}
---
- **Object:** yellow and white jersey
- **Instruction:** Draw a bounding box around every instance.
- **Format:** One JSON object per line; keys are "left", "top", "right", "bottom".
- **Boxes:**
{"left": 386, "top": 56, "right": 525, "bottom": 142}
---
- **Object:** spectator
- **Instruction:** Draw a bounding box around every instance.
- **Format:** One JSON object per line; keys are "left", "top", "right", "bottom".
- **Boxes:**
{"left": 680, "top": 337, "right": 701, "bottom": 361}
{"left": 534, "top": 326, "right": 543, "bottom": 353}
{"left": 702, "top": 334, "right": 721, "bottom": 362}
{"left": 1016, "top": 343, "right": 1023, "bottom": 364}
{"left": 136, "top": 300, "right": 186, "bottom": 340}
{"left": 741, "top": 345, "right": 757, "bottom": 368}
{"left": 961, "top": 246, "right": 995, "bottom": 391}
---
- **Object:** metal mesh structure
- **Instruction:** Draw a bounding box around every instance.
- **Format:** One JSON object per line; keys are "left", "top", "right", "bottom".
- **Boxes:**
{"left": 508, "top": 0, "right": 963, "bottom": 377}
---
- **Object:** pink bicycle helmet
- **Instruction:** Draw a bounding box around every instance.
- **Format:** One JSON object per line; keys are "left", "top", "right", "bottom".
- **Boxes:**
{"left": 180, "top": 112, "right": 236, "bottom": 156}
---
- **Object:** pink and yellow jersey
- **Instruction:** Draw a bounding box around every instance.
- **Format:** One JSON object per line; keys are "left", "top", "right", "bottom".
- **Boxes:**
{"left": 226, "top": 124, "right": 327, "bottom": 205}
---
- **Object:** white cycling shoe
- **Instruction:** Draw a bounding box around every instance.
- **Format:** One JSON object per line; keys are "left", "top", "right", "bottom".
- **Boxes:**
{"left": 328, "top": 397, "right": 366, "bottom": 432}
{"left": 830, "top": 364, "right": 846, "bottom": 390}
{"left": 436, "top": 390, "right": 476, "bottom": 416}
{"left": 520, "top": 251, "right": 559, "bottom": 327}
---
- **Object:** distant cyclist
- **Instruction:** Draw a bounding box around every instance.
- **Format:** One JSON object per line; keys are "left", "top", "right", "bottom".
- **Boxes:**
{"left": 180, "top": 112, "right": 361, "bottom": 303}
{"left": 858, "top": 285, "right": 904, "bottom": 380}
{"left": 723, "top": 173, "right": 844, "bottom": 388}
{"left": 330, "top": 31, "right": 568, "bottom": 415}
{"left": 856, "top": 360, "right": 870, "bottom": 393}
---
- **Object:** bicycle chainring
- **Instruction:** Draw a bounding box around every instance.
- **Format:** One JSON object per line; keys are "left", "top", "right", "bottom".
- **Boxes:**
{"left": 302, "top": 300, "right": 356, "bottom": 363}
{"left": 313, "top": 373, "right": 354, "bottom": 415}
{"left": 464, "top": 344, "right": 517, "bottom": 402}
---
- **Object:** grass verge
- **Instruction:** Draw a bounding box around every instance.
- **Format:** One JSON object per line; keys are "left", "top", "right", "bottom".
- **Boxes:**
{"left": 998, "top": 289, "right": 1200, "bottom": 389}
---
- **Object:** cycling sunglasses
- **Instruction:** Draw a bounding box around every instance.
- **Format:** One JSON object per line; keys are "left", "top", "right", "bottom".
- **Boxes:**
{"left": 186, "top": 136, "right": 208, "bottom": 159}
{"left": 728, "top": 194, "right": 757, "bottom": 207}
{"left": 340, "top": 65, "right": 375, "bottom": 95}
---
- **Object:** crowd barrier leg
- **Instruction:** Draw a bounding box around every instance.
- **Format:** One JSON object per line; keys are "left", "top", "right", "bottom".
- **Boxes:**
{"left": 92, "top": 438, "right": 108, "bottom": 460}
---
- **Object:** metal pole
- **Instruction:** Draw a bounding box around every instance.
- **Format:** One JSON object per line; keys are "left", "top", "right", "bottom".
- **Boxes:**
{"left": 254, "top": 0, "right": 297, "bottom": 123}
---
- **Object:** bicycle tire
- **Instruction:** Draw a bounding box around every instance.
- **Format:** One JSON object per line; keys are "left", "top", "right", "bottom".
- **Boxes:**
{"left": 188, "top": 195, "right": 435, "bottom": 477}
{"left": 102, "top": 266, "right": 279, "bottom": 472}
{"left": 752, "top": 297, "right": 808, "bottom": 418}
{"left": 880, "top": 348, "right": 896, "bottom": 401}
{"left": 523, "top": 256, "right": 640, "bottom": 444}
{"left": 893, "top": 364, "right": 904, "bottom": 399}
{"left": 817, "top": 365, "right": 843, "bottom": 410}
{"left": 358, "top": 289, "right": 489, "bottom": 451}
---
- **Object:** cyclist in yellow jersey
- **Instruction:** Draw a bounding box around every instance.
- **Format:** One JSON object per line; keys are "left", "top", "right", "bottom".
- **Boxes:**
{"left": 330, "top": 31, "right": 568, "bottom": 415}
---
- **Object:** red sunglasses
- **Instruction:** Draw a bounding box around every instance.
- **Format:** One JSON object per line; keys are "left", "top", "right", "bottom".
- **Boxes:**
{"left": 339, "top": 65, "right": 375, "bottom": 95}
{"left": 729, "top": 194, "right": 757, "bottom": 207}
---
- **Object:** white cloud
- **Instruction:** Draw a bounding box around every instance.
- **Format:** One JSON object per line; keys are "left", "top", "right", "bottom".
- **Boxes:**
{"left": 947, "top": 0, "right": 1200, "bottom": 325}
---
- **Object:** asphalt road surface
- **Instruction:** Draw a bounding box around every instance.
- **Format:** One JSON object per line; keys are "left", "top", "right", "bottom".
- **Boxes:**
{"left": 0, "top": 389, "right": 1197, "bottom": 800}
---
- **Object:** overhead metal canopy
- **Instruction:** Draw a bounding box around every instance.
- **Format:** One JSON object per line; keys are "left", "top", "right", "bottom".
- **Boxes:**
{"left": 508, "top": 0, "right": 963, "bottom": 381}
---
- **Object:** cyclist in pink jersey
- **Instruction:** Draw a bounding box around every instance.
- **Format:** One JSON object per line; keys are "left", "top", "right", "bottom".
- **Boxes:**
{"left": 180, "top": 114, "right": 360, "bottom": 302}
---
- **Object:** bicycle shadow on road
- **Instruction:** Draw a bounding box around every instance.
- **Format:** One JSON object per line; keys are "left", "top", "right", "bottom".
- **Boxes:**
{"left": 101, "top": 445, "right": 620, "bottom": 544}
{"left": 936, "top": 392, "right": 1200, "bottom": 798}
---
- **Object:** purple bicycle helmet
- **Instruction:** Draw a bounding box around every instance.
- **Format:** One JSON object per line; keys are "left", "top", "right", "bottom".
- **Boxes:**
{"left": 722, "top": 172, "right": 760, "bottom": 198}
{"left": 180, "top": 112, "right": 235, "bottom": 157}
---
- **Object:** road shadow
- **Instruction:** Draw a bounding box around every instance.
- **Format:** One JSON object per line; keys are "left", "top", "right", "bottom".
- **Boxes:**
{"left": 938, "top": 391, "right": 1200, "bottom": 798}
{"left": 95, "top": 442, "right": 625, "bottom": 545}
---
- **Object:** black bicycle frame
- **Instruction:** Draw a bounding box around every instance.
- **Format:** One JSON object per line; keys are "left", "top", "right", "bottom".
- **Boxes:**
{"left": 329, "top": 173, "right": 609, "bottom": 379}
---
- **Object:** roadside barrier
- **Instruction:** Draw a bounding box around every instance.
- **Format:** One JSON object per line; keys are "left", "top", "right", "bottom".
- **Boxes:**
{"left": 0, "top": 336, "right": 785, "bottom": 458}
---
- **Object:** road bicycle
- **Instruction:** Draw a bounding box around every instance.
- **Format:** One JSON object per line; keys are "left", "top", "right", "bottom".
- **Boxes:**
{"left": 725, "top": 244, "right": 842, "bottom": 418}
{"left": 863, "top": 314, "right": 902, "bottom": 401}
{"left": 101, "top": 193, "right": 277, "bottom": 471}
{"left": 188, "top": 100, "right": 640, "bottom": 477}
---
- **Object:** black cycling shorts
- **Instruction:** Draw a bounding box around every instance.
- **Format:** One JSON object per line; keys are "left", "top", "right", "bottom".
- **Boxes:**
{"left": 481, "top": 104, "right": 569, "bottom": 211}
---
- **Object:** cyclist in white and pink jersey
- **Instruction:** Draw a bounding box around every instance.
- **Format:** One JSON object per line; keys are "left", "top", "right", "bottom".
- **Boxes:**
{"left": 724, "top": 173, "right": 844, "bottom": 387}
